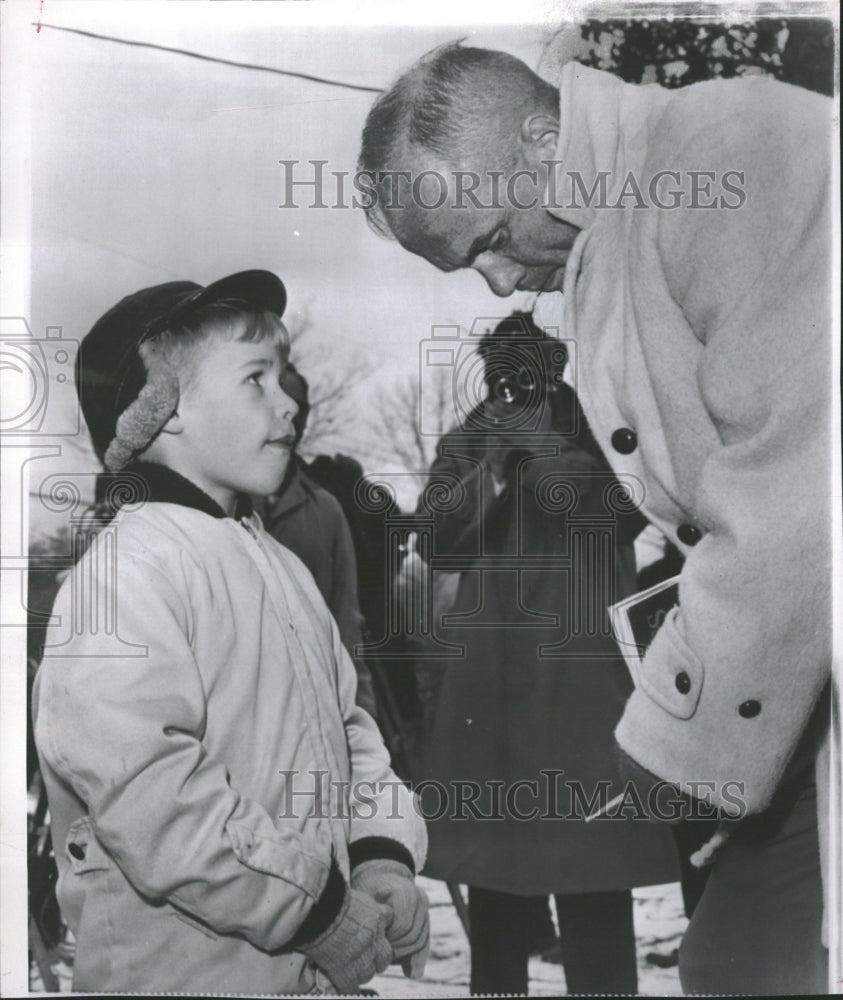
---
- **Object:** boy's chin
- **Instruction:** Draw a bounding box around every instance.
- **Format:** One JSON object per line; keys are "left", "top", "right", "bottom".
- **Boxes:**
{"left": 253, "top": 464, "right": 290, "bottom": 497}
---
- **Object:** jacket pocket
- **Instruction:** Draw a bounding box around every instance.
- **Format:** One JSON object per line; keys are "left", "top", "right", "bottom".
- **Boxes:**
{"left": 57, "top": 817, "right": 115, "bottom": 987}
{"left": 637, "top": 607, "right": 704, "bottom": 719}
{"left": 172, "top": 906, "right": 220, "bottom": 941}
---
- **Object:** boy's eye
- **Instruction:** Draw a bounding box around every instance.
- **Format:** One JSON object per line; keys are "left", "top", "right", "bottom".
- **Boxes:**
{"left": 246, "top": 371, "right": 264, "bottom": 386}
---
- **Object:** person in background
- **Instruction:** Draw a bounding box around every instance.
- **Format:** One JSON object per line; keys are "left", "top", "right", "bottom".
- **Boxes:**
{"left": 306, "top": 453, "right": 426, "bottom": 772}
{"left": 417, "top": 313, "right": 678, "bottom": 996}
{"left": 260, "top": 362, "right": 377, "bottom": 718}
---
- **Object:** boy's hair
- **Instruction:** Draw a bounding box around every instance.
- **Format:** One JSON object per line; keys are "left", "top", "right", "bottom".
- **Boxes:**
{"left": 152, "top": 300, "right": 289, "bottom": 393}
{"left": 76, "top": 270, "right": 287, "bottom": 471}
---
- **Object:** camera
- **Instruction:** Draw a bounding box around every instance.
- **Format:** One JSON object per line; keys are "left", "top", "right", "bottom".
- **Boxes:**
{"left": 418, "top": 315, "right": 572, "bottom": 436}
{"left": 1, "top": 317, "right": 79, "bottom": 436}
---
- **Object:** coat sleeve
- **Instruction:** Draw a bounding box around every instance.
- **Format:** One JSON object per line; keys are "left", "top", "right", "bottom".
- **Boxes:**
{"left": 35, "top": 550, "right": 333, "bottom": 951}
{"left": 323, "top": 494, "right": 378, "bottom": 718}
{"left": 614, "top": 83, "right": 834, "bottom": 814}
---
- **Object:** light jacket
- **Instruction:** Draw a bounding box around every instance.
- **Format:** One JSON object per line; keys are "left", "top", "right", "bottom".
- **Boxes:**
{"left": 261, "top": 455, "right": 377, "bottom": 717}
{"left": 33, "top": 463, "right": 427, "bottom": 994}
{"left": 534, "top": 65, "right": 833, "bottom": 816}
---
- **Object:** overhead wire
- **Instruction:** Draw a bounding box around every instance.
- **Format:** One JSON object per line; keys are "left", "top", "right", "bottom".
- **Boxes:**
{"left": 33, "top": 22, "right": 386, "bottom": 94}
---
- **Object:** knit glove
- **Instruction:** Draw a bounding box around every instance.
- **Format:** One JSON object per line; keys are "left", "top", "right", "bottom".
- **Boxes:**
{"left": 298, "top": 887, "right": 392, "bottom": 994}
{"left": 351, "top": 860, "right": 430, "bottom": 979}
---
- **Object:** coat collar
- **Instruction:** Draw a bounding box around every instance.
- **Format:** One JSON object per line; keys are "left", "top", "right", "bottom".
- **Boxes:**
{"left": 95, "top": 461, "right": 253, "bottom": 520}
{"left": 545, "top": 63, "right": 673, "bottom": 231}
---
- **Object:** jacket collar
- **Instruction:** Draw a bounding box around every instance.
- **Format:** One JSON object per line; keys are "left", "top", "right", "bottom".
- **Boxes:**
{"left": 96, "top": 461, "right": 253, "bottom": 520}
{"left": 545, "top": 63, "right": 673, "bottom": 231}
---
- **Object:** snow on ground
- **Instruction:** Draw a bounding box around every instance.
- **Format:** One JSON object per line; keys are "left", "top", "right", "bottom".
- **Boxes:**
{"left": 369, "top": 876, "right": 687, "bottom": 997}
{"left": 32, "top": 877, "right": 686, "bottom": 996}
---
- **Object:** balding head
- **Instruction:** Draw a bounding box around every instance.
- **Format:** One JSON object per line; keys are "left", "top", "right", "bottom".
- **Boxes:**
{"left": 358, "top": 43, "right": 579, "bottom": 298}
{"left": 359, "top": 43, "right": 558, "bottom": 234}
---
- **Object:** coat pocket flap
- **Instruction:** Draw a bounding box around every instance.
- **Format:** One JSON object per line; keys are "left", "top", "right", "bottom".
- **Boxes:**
{"left": 65, "top": 816, "right": 113, "bottom": 874}
{"left": 637, "top": 607, "right": 704, "bottom": 719}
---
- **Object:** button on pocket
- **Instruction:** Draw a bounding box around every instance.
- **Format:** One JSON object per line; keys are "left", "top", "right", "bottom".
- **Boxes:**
{"left": 637, "top": 608, "right": 703, "bottom": 719}
{"left": 674, "top": 671, "right": 692, "bottom": 694}
{"left": 65, "top": 817, "right": 111, "bottom": 874}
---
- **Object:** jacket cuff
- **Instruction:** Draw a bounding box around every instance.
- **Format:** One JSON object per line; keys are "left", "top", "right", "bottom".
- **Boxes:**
{"left": 290, "top": 857, "right": 347, "bottom": 946}
{"left": 348, "top": 836, "right": 415, "bottom": 875}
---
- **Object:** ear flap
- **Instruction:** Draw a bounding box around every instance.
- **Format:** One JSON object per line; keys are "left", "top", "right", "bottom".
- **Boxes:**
{"left": 104, "top": 341, "right": 180, "bottom": 470}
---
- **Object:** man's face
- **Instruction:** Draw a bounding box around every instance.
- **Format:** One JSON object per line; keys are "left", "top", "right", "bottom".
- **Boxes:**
{"left": 173, "top": 323, "right": 298, "bottom": 514}
{"left": 387, "top": 150, "right": 580, "bottom": 297}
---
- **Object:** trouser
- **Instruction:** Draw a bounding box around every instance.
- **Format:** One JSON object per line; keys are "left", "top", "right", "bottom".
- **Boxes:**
{"left": 670, "top": 818, "right": 719, "bottom": 918}
{"left": 468, "top": 886, "right": 638, "bottom": 996}
{"left": 679, "top": 769, "right": 827, "bottom": 995}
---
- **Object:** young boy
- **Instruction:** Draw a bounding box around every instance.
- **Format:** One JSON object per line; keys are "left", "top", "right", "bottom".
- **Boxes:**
{"left": 33, "top": 271, "right": 429, "bottom": 994}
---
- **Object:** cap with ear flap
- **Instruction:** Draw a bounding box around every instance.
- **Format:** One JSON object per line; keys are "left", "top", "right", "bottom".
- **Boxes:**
{"left": 75, "top": 270, "right": 287, "bottom": 471}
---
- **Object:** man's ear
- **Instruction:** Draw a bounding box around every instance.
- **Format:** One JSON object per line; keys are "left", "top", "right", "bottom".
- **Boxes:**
{"left": 518, "top": 113, "right": 560, "bottom": 166}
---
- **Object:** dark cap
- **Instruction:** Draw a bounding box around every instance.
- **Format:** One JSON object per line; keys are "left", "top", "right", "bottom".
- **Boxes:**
{"left": 76, "top": 270, "right": 286, "bottom": 468}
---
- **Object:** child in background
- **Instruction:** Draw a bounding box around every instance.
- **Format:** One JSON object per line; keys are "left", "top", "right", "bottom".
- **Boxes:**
{"left": 33, "top": 271, "right": 428, "bottom": 994}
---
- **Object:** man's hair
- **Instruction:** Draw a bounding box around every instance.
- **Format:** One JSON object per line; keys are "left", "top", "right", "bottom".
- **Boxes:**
{"left": 358, "top": 42, "right": 558, "bottom": 236}
{"left": 151, "top": 299, "right": 289, "bottom": 390}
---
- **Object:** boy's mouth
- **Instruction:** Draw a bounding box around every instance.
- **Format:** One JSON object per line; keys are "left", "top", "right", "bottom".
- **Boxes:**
{"left": 266, "top": 435, "right": 295, "bottom": 449}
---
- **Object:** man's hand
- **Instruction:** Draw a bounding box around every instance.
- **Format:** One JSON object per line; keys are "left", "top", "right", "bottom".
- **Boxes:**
{"left": 351, "top": 860, "right": 430, "bottom": 979}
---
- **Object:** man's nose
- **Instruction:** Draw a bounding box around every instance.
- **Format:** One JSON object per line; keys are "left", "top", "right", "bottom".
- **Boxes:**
{"left": 472, "top": 255, "right": 522, "bottom": 297}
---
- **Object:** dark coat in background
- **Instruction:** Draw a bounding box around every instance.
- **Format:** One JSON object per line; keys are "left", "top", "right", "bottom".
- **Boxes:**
{"left": 419, "top": 422, "right": 678, "bottom": 895}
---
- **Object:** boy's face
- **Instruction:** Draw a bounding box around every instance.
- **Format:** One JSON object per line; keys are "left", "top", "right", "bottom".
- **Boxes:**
{"left": 173, "top": 324, "right": 297, "bottom": 515}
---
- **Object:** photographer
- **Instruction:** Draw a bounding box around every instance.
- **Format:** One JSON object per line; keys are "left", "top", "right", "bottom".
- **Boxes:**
{"left": 417, "top": 314, "right": 678, "bottom": 996}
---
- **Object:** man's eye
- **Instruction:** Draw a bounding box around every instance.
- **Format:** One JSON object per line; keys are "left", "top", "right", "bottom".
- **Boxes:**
{"left": 489, "top": 229, "right": 509, "bottom": 253}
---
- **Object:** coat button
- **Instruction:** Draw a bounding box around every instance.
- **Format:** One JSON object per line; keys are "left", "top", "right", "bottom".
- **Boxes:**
{"left": 674, "top": 671, "right": 691, "bottom": 694}
{"left": 68, "top": 842, "right": 86, "bottom": 860}
{"left": 611, "top": 428, "right": 637, "bottom": 454}
{"left": 677, "top": 523, "right": 702, "bottom": 546}
{"left": 738, "top": 700, "right": 761, "bottom": 718}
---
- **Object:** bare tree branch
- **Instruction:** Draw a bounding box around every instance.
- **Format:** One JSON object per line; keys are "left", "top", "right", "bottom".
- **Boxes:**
{"left": 286, "top": 306, "right": 372, "bottom": 455}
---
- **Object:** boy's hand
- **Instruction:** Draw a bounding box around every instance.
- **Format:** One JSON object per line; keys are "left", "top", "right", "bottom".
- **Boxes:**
{"left": 299, "top": 887, "right": 392, "bottom": 993}
{"left": 351, "top": 860, "right": 430, "bottom": 978}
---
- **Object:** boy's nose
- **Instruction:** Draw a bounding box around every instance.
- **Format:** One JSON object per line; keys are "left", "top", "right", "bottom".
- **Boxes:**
{"left": 276, "top": 387, "right": 299, "bottom": 418}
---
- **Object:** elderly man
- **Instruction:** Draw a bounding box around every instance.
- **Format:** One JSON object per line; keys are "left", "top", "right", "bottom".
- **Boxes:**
{"left": 359, "top": 43, "right": 834, "bottom": 994}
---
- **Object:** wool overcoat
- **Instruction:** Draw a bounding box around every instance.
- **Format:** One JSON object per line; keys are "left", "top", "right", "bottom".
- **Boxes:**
{"left": 420, "top": 433, "right": 679, "bottom": 894}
